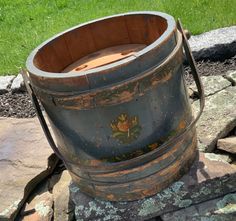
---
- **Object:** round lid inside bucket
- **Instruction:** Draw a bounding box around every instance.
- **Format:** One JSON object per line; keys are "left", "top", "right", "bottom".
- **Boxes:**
{"left": 62, "top": 44, "right": 147, "bottom": 73}
{"left": 27, "top": 11, "right": 177, "bottom": 92}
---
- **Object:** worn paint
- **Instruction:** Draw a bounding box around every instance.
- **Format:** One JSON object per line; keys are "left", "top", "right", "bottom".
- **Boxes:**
{"left": 110, "top": 113, "right": 141, "bottom": 144}
{"left": 24, "top": 11, "right": 201, "bottom": 201}
{"left": 70, "top": 136, "right": 197, "bottom": 201}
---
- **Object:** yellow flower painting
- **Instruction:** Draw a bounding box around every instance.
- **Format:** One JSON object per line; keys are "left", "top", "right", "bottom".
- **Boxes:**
{"left": 110, "top": 113, "right": 141, "bottom": 144}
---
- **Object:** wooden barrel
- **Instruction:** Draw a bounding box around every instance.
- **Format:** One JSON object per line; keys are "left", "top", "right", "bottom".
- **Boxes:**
{"left": 25, "top": 12, "right": 204, "bottom": 201}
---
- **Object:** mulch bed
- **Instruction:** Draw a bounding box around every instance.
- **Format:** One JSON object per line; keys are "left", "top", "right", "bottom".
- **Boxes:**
{"left": 0, "top": 55, "right": 235, "bottom": 118}
{"left": 0, "top": 92, "right": 36, "bottom": 118}
{"left": 185, "top": 55, "right": 236, "bottom": 85}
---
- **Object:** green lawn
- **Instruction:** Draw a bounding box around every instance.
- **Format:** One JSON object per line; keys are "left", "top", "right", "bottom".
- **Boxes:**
{"left": 0, "top": 0, "right": 235, "bottom": 75}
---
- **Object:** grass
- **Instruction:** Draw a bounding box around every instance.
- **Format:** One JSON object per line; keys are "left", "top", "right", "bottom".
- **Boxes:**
{"left": 0, "top": 0, "right": 235, "bottom": 75}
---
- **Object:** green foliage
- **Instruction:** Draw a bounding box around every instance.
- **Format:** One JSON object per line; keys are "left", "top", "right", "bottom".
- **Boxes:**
{"left": 0, "top": 0, "right": 235, "bottom": 75}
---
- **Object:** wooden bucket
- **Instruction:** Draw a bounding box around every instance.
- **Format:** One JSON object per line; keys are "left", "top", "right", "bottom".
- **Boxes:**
{"left": 24, "top": 12, "right": 204, "bottom": 201}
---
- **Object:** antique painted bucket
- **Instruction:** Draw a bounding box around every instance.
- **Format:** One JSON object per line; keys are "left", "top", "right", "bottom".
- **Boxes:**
{"left": 24, "top": 11, "right": 204, "bottom": 201}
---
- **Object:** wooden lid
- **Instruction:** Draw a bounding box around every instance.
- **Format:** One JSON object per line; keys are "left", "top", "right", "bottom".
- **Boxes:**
{"left": 62, "top": 44, "right": 146, "bottom": 73}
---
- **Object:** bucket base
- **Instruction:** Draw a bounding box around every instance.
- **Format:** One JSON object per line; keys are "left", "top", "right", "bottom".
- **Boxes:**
{"left": 69, "top": 130, "right": 197, "bottom": 201}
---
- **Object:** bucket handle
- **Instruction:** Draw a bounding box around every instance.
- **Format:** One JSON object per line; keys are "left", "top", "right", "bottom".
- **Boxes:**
{"left": 177, "top": 19, "right": 205, "bottom": 123}
{"left": 21, "top": 70, "right": 66, "bottom": 162}
{"left": 22, "top": 19, "right": 205, "bottom": 173}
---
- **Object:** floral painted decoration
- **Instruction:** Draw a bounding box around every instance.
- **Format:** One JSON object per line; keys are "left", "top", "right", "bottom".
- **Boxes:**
{"left": 110, "top": 113, "right": 141, "bottom": 144}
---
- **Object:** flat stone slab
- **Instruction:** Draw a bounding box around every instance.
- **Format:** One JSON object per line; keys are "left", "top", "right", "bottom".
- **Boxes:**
{"left": 189, "top": 26, "right": 236, "bottom": 61}
{"left": 192, "top": 86, "right": 236, "bottom": 152}
{"left": 70, "top": 152, "right": 236, "bottom": 221}
{"left": 205, "top": 152, "right": 233, "bottom": 164}
{"left": 53, "top": 170, "right": 73, "bottom": 221}
{"left": 225, "top": 70, "right": 236, "bottom": 85}
{"left": 218, "top": 136, "right": 236, "bottom": 154}
{"left": 0, "top": 75, "right": 15, "bottom": 94}
{"left": 0, "top": 117, "right": 58, "bottom": 220}
{"left": 21, "top": 192, "right": 53, "bottom": 221}
{"left": 189, "top": 75, "right": 231, "bottom": 97}
{"left": 161, "top": 192, "right": 236, "bottom": 221}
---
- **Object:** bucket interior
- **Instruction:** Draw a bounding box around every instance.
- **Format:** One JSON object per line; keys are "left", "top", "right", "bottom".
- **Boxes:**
{"left": 33, "top": 14, "right": 168, "bottom": 74}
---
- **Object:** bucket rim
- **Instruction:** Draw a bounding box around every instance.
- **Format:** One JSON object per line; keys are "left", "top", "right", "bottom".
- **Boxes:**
{"left": 26, "top": 11, "right": 176, "bottom": 79}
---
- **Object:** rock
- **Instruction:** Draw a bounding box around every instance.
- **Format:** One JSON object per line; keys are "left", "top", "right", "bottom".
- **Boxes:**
{"left": 189, "top": 26, "right": 236, "bottom": 61}
{"left": 205, "top": 152, "right": 233, "bottom": 163}
{"left": 147, "top": 217, "right": 162, "bottom": 221}
{"left": 224, "top": 70, "right": 236, "bottom": 86}
{"left": 11, "top": 73, "right": 26, "bottom": 93}
{"left": 188, "top": 88, "right": 195, "bottom": 98}
{"left": 0, "top": 117, "right": 59, "bottom": 221}
{"left": 232, "top": 162, "right": 236, "bottom": 170}
{"left": 192, "top": 86, "right": 236, "bottom": 152}
{"left": 217, "top": 136, "right": 236, "bottom": 154}
{"left": 53, "top": 170, "right": 74, "bottom": 221}
{"left": 0, "top": 75, "right": 15, "bottom": 94}
{"left": 19, "top": 175, "right": 53, "bottom": 221}
{"left": 189, "top": 76, "right": 231, "bottom": 97}
{"left": 161, "top": 192, "right": 236, "bottom": 221}
{"left": 48, "top": 174, "right": 61, "bottom": 192}
{"left": 70, "top": 152, "right": 236, "bottom": 221}
{"left": 21, "top": 192, "right": 53, "bottom": 221}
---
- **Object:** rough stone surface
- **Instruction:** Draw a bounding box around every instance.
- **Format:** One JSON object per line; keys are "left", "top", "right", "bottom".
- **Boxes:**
{"left": 161, "top": 192, "right": 236, "bottom": 221}
{"left": 192, "top": 86, "right": 236, "bottom": 152}
{"left": 189, "top": 26, "right": 236, "bottom": 61}
{"left": 11, "top": 73, "right": 26, "bottom": 93}
{"left": 189, "top": 75, "right": 231, "bottom": 97}
{"left": 53, "top": 170, "right": 74, "bottom": 221}
{"left": 0, "top": 75, "right": 15, "bottom": 94}
{"left": 70, "top": 152, "right": 236, "bottom": 221}
{"left": 225, "top": 70, "right": 236, "bottom": 86}
{"left": 217, "top": 136, "right": 236, "bottom": 154}
{"left": 21, "top": 192, "right": 53, "bottom": 221}
{"left": 232, "top": 162, "right": 236, "bottom": 170}
{"left": 205, "top": 152, "right": 233, "bottom": 164}
{"left": 0, "top": 117, "right": 58, "bottom": 221}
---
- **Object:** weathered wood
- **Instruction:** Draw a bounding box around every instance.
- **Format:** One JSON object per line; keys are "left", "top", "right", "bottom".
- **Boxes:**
{"left": 70, "top": 152, "right": 236, "bottom": 221}
{"left": 62, "top": 44, "right": 146, "bottom": 73}
{"left": 26, "top": 12, "right": 198, "bottom": 201}
{"left": 69, "top": 131, "right": 197, "bottom": 201}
